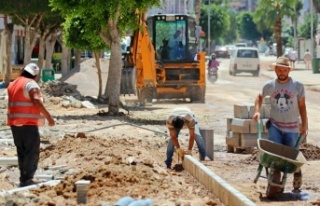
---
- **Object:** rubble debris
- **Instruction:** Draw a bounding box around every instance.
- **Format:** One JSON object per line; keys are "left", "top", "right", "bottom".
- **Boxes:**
{"left": 299, "top": 143, "right": 320, "bottom": 161}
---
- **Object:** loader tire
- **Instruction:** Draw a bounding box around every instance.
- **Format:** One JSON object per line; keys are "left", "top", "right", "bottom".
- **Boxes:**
{"left": 137, "top": 89, "right": 146, "bottom": 106}
{"left": 137, "top": 88, "right": 153, "bottom": 106}
{"left": 266, "top": 170, "right": 281, "bottom": 199}
{"left": 145, "top": 88, "right": 153, "bottom": 103}
{"left": 189, "top": 86, "right": 205, "bottom": 103}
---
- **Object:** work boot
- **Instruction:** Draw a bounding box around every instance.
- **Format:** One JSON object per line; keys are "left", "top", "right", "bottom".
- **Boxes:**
{"left": 165, "top": 164, "right": 171, "bottom": 169}
{"left": 199, "top": 155, "right": 205, "bottom": 161}
{"left": 293, "top": 170, "right": 302, "bottom": 191}
{"left": 19, "top": 179, "right": 41, "bottom": 187}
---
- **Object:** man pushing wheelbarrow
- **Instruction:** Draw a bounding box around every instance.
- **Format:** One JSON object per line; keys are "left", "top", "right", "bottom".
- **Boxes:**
{"left": 252, "top": 57, "right": 308, "bottom": 198}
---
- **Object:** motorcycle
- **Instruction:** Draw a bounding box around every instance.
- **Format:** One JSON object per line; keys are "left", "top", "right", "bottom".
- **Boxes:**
{"left": 207, "top": 67, "right": 218, "bottom": 83}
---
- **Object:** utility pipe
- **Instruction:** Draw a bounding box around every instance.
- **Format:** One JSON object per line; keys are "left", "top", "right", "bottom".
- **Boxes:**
{"left": 0, "top": 157, "right": 18, "bottom": 166}
{"left": 66, "top": 122, "right": 168, "bottom": 137}
{"left": 2, "top": 180, "right": 61, "bottom": 194}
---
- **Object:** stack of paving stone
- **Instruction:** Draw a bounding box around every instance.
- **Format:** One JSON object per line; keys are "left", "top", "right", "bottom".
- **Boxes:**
{"left": 225, "top": 98, "right": 270, "bottom": 153}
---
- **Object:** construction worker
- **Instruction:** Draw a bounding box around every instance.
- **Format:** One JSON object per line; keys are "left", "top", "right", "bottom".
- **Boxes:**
{"left": 164, "top": 106, "right": 207, "bottom": 169}
{"left": 7, "top": 63, "right": 55, "bottom": 187}
{"left": 288, "top": 49, "right": 298, "bottom": 69}
{"left": 303, "top": 49, "right": 312, "bottom": 70}
{"left": 253, "top": 57, "right": 307, "bottom": 192}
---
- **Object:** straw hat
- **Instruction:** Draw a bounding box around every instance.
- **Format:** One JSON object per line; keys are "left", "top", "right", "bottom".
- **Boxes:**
{"left": 270, "top": 56, "right": 291, "bottom": 70}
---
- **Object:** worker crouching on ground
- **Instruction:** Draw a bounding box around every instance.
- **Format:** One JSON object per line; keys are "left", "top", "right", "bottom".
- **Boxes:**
{"left": 164, "top": 107, "right": 207, "bottom": 169}
{"left": 7, "top": 63, "right": 55, "bottom": 187}
{"left": 253, "top": 57, "right": 308, "bottom": 192}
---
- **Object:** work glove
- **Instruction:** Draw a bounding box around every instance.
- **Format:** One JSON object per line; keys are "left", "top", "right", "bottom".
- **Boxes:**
{"left": 176, "top": 148, "right": 185, "bottom": 158}
{"left": 184, "top": 150, "right": 192, "bottom": 156}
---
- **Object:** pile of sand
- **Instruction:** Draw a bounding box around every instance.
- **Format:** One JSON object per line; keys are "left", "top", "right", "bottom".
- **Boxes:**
{"left": 59, "top": 58, "right": 110, "bottom": 97}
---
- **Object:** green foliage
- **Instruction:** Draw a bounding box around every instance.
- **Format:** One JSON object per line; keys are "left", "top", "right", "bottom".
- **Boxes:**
{"left": 298, "top": 13, "right": 318, "bottom": 39}
{"left": 238, "top": 12, "right": 261, "bottom": 41}
{"left": 199, "top": 4, "right": 230, "bottom": 41}
{"left": 50, "top": 0, "right": 160, "bottom": 41}
{"left": 63, "top": 14, "right": 106, "bottom": 51}
{"left": 223, "top": 12, "right": 238, "bottom": 44}
{"left": 0, "top": 0, "right": 50, "bottom": 14}
{"left": 253, "top": 0, "right": 302, "bottom": 54}
{"left": 286, "top": 35, "right": 294, "bottom": 47}
{"left": 253, "top": 0, "right": 299, "bottom": 29}
{"left": 0, "top": 0, "right": 52, "bottom": 26}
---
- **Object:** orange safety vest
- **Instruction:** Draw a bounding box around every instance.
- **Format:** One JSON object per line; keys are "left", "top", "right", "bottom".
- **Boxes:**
{"left": 7, "top": 77, "right": 45, "bottom": 126}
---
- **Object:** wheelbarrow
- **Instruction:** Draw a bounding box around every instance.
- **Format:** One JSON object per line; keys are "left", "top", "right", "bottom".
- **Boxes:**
{"left": 253, "top": 120, "right": 307, "bottom": 198}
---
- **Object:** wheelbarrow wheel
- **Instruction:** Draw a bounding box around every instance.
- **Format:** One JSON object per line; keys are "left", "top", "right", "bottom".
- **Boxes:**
{"left": 266, "top": 170, "right": 282, "bottom": 198}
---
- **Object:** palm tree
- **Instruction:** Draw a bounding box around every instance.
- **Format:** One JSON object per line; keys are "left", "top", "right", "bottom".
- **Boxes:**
{"left": 254, "top": 0, "right": 301, "bottom": 57}
{"left": 289, "top": 1, "right": 303, "bottom": 50}
{"left": 195, "top": 0, "right": 201, "bottom": 25}
{"left": 313, "top": 0, "right": 320, "bottom": 12}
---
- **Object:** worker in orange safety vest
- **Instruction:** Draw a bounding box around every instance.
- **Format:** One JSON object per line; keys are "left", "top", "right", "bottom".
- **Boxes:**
{"left": 7, "top": 63, "right": 55, "bottom": 187}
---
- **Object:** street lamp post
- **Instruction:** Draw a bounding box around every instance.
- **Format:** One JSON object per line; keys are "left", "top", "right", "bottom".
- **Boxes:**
{"left": 208, "top": 0, "right": 211, "bottom": 54}
{"left": 310, "top": 0, "right": 314, "bottom": 57}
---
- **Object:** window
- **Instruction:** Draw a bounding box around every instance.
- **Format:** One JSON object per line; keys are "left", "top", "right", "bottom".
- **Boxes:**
{"left": 237, "top": 49, "right": 258, "bottom": 58}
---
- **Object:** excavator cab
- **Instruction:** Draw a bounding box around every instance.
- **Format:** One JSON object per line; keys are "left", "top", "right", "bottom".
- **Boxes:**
{"left": 121, "top": 13, "right": 206, "bottom": 104}
{"left": 147, "top": 14, "right": 198, "bottom": 62}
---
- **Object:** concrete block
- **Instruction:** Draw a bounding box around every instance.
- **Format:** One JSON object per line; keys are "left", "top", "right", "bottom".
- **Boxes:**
{"left": 248, "top": 106, "right": 256, "bottom": 119}
{"left": 200, "top": 128, "right": 214, "bottom": 161}
{"left": 262, "top": 104, "right": 271, "bottom": 118}
{"left": 226, "top": 136, "right": 239, "bottom": 147}
{"left": 240, "top": 134, "right": 259, "bottom": 148}
{"left": 226, "top": 118, "right": 232, "bottom": 131}
{"left": 233, "top": 105, "right": 250, "bottom": 119}
{"left": 231, "top": 118, "right": 250, "bottom": 133}
{"left": 233, "top": 132, "right": 268, "bottom": 148}
{"left": 182, "top": 156, "right": 256, "bottom": 206}
{"left": 263, "top": 96, "right": 271, "bottom": 104}
{"left": 250, "top": 118, "right": 269, "bottom": 133}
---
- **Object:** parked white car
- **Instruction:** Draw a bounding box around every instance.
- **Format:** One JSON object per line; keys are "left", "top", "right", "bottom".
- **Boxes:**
{"left": 229, "top": 47, "right": 260, "bottom": 77}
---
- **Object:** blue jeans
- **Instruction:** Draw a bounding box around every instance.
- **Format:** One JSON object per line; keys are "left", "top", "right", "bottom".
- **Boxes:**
{"left": 268, "top": 123, "right": 300, "bottom": 148}
{"left": 164, "top": 121, "right": 206, "bottom": 166}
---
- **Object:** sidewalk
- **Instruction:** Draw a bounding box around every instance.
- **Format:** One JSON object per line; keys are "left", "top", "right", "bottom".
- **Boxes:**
{"left": 261, "top": 60, "right": 320, "bottom": 92}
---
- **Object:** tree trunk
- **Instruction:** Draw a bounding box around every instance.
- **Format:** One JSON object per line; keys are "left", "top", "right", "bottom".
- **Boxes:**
{"left": 313, "top": 0, "right": 319, "bottom": 13}
{"left": 61, "top": 44, "right": 70, "bottom": 75}
{"left": 36, "top": 35, "right": 46, "bottom": 82}
{"left": 45, "top": 33, "right": 57, "bottom": 68}
{"left": 294, "top": 20, "right": 298, "bottom": 51}
{"left": 3, "top": 18, "right": 13, "bottom": 87}
{"left": 24, "top": 25, "right": 39, "bottom": 64}
{"left": 22, "top": 16, "right": 42, "bottom": 64}
{"left": 74, "top": 50, "right": 82, "bottom": 69}
{"left": 105, "top": 40, "right": 122, "bottom": 114}
{"left": 274, "top": 15, "right": 283, "bottom": 58}
{"left": 94, "top": 52, "right": 103, "bottom": 98}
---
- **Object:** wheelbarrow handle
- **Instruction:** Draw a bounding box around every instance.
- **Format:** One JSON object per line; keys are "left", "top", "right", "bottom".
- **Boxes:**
{"left": 294, "top": 131, "right": 308, "bottom": 149}
{"left": 258, "top": 119, "right": 262, "bottom": 139}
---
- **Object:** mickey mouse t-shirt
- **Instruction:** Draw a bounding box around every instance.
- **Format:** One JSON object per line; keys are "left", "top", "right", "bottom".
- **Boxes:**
{"left": 261, "top": 78, "right": 305, "bottom": 133}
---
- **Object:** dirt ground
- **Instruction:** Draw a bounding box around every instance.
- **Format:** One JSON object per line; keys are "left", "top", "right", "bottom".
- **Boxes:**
{"left": 0, "top": 57, "right": 320, "bottom": 206}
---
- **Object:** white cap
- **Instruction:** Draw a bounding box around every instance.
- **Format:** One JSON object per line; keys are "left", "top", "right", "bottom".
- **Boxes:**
{"left": 24, "top": 63, "right": 40, "bottom": 76}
